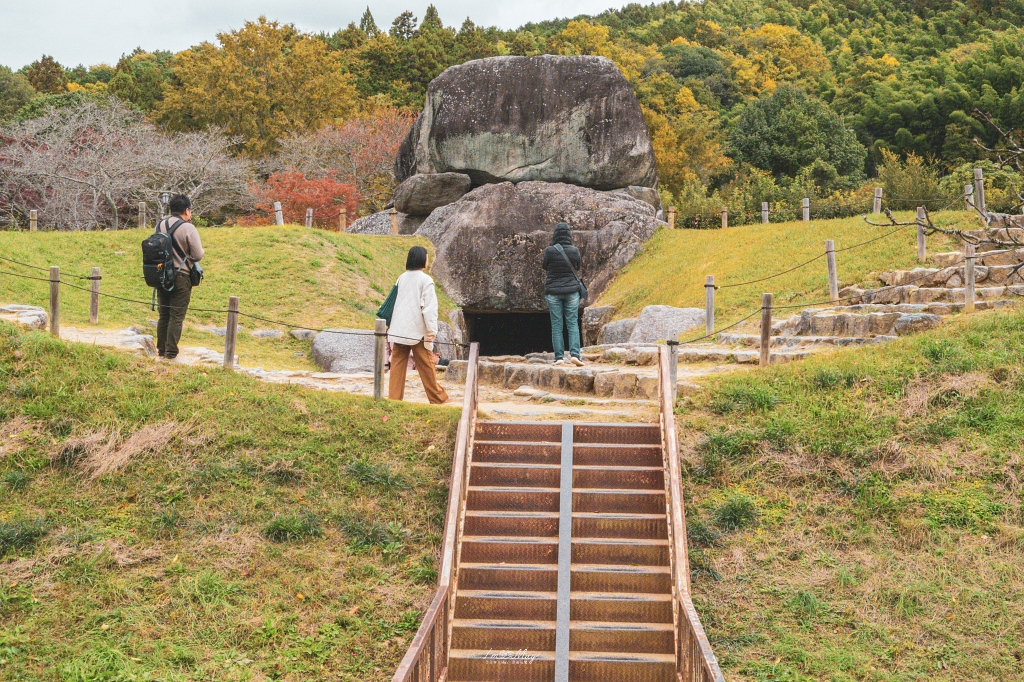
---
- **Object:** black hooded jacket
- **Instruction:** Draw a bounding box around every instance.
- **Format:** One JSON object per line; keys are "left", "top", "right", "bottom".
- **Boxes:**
{"left": 542, "top": 223, "right": 582, "bottom": 296}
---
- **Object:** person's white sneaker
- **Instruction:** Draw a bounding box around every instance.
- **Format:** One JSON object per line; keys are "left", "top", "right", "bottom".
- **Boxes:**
{"left": 570, "top": 356, "right": 585, "bottom": 367}
{"left": 555, "top": 359, "right": 567, "bottom": 365}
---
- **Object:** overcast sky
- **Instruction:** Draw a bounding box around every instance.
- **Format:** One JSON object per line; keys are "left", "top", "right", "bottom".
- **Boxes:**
{"left": 1, "top": 0, "right": 622, "bottom": 70}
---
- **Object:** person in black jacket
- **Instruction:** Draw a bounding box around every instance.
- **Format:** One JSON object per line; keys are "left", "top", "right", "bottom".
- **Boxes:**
{"left": 542, "top": 222, "right": 585, "bottom": 366}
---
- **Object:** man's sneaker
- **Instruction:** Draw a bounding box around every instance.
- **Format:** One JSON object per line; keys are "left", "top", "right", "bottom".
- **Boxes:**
{"left": 570, "top": 356, "right": 585, "bottom": 367}
{"left": 555, "top": 359, "right": 567, "bottom": 365}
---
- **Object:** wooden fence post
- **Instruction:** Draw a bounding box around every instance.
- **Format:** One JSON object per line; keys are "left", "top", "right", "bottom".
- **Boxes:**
{"left": 965, "top": 184, "right": 975, "bottom": 211}
{"left": 390, "top": 207, "right": 399, "bottom": 235}
{"left": 825, "top": 240, "right": 839, "bottom": 302}
{"left": 374, "top": 319, "right": 387, "bottom": 400}
{"left": 965, "top": 244, "right": 976, "bottom": 314}
{"left": 802, "top": 198, "right": 810, "bottom": 222}
{"left": 90, "top": 267, "right": 100, "bottom": 324}
{"left": 49, "top": 266, "right": 60, "bottom": 337}
{"left": 917, "top": 207, "right": 927, "bottom": 262}
{"left": 705, "top": 276, "right": 715, "bottom": 336}
{"left": 668, "top": 332, "right": 679, "bottom": 403}
{"left": 873, "top": 187, "right": 883, "bottom": 214}
{"left": 974, "top": 168, "right": 987, "bottom": 221}
{"left": 305, "top": 208, "right": 313, "bottom": 228}
{"left": 138, "top": 202, "right": 146, "bottom": 229}
{"left": 761, "top": 202, "right": 770, "bottom": 224}
{"left": 339, "top": 210, "right": 347, "bottom": 232}
{"left": 29, "top": 210, "right": 38, "bottom": 232}
{"left": 667, "top": 207, "right": 676, "bottom": 230}
{"left": 273, "top": 202, "right": 284, "bottom": 226}
{"left": 223, "top": 296, "right": 239, "bottom": 370}
{"left": 759, "top": 293, "right": 772, "bottom": 367}
{"left": 721, "top": 208, "right": 728, "bottom": 229}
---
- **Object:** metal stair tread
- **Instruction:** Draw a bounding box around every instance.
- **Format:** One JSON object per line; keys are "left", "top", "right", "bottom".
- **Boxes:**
{"left": 574, "top": 487, "right": 664, "bottom": 494}
{"left": 573, "top": 465, "right": 664, "bottom": 472}
{"left": 468, "top": 485, "right": 560, "bottom": 493}
{"left": 471, "top": 462, "right": 560, "bottom": 470}
{"left": 462, "top": 535, "right": 559, "bottom": 544}
{"left": 572, "top": 537, "right": 668, "bottom": 546}
{"left": 573, "top": 563, "right": 671, "bottom": 574}
{"left": 571, "top": 591, "right": 672, "bottom": 602}
{"left": 453, "top": 618, "right": 555, "bottom": 629}
{"left": 458, "top": 589, "right": 556, "bottom": 599}
{"left": 570, "top": 651, "right": 676, "bottom": 663}
{"left": 448, "top": 648, "right": 556, "bottom": 661}
{"left": 570, "top": 620, "right": 674, "bottom": 632}
{"left": 465, "top": 510, "right": 559, "bottom": 518}
{"left": 572, "top": 512, "right": 665, "bottom": 520}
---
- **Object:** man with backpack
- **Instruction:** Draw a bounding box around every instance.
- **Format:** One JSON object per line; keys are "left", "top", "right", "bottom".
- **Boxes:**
{"left": 148, "top": 195, "right": 204, "bottom": 361}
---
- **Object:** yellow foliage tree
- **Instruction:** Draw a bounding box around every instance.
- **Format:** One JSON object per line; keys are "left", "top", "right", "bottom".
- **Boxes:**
{"left": 643, "top": 87, "right": 731, "bottom": 197}
{"left": 731, "top": 24, "right": 833, "bottom": 96}
{"left": 158, "top": 17, "right": 359, "bottom": 156}
{"left": 551, "top": 20, "right": 654, "bottom": 82}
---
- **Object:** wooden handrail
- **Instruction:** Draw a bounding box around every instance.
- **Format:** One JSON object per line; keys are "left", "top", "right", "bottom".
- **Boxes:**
{"left": 392, "top": 343, "right": 479, "bottom": 682}
{"left": 658, "top": 345, "right": 725, "bottom": 682}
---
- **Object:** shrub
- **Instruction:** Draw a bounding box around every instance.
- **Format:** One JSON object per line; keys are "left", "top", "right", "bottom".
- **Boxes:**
{"left": 2, "top": 470, "right": 30, "bottom": 492}
{"left": 248, "top": 171, "right": 359, "bottom": 228}
{"left": 339, "top": 515, "right": 408, "bottom": 551}
{"left": 710, "top": 384, "right": 777, "bottom": 414}
{"left": 715, "top": 492, "right": 759, "bottom": 531}
{"left": 0, "top": 519, "right": 47, "bottom": 555}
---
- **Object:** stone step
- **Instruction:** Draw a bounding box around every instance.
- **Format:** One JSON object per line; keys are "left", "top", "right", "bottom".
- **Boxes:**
{"left": 931, "top": 249, "right": 1024, "bottom": 268}
{"left": 879, "top": 264, "right": 1024, "bottom": 288}
{"left": 773, "top": 309, "right": 942, "bottom": 338}
{"left": 717, "top": 333, "right": 894, "bottom": 348}
{"left": 838, "top": 284, "right": 1024, "bottom": 307}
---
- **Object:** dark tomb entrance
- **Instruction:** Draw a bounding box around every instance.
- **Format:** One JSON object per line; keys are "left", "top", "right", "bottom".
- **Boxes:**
{"left": 464, "top": 311, "right": 584, "bottom": 357}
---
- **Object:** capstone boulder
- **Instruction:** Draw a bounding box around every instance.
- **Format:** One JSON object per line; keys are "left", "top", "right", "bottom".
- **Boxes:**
{"left": 396, "top": 55, "right": 657, "bottom": 190}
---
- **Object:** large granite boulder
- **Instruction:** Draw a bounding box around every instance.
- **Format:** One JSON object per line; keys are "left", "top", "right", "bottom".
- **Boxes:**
{"left": 396, "top": 55, "right": 657, "bottom": 190}
{"left": 628, "top": 305, "right": 706, "bottom": 343}
{"left": 581, "top": 305, "right": 615, "bottom": 346}
{"left": 417, "top": 181, "right": 661, "bottom": 311}
{"left": 311, "top": 329, "right": 375, "bottom": 373}
{"left": 395, "top": 173, "right": 472, "bottom": 216}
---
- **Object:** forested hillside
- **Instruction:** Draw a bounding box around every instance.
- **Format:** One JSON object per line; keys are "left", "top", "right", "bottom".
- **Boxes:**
{"left": 2, "top": 0, "right": 1024, "bottom": 228}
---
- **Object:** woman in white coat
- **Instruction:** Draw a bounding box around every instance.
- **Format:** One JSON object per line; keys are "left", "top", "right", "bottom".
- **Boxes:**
{"left": 387, "top": 246, "right": 449, "bottom": 405}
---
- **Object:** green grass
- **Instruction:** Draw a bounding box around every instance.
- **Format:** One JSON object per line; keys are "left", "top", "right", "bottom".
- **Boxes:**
{"left": 680, "top": 307, "right": 1024, "bottom": 680}
{"left": 0, "top": 225, "right": 453, "bottom": 369}
{"left": 598, "top": 211, "right": 967, "bottom": 323}
{"left": 0, "top": 321, "right": 460, "bottom": 680}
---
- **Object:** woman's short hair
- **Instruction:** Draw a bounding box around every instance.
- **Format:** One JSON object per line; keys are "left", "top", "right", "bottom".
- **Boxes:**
{"left": 406, "top": 246, "right": 428, "bottom": 270}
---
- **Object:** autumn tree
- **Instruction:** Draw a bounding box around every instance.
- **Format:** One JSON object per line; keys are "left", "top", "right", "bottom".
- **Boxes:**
{"left": 248, "top": 171, "right": 359, "bottom": 227}
{"left": 157, "top": 17, "right": 359, "bottom": 157}
{"left": 108, "top": 49, "right": 173, "bottom": 112}
{"left": 24, "top": 55, "right": 67, "bottom": 94}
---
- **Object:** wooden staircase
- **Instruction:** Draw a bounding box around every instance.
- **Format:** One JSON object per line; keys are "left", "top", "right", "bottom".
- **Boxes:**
{"left": 393, "top": 344, "right": 723, "bottom": 682}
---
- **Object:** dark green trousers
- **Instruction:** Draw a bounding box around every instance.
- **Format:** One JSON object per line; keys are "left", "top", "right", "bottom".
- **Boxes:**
{"left": 157, "top": 273, "right": 192, "bottom": 359}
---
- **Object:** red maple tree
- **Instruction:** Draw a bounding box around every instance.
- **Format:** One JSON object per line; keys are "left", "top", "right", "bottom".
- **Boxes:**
{"left": 247, "top": 170, "right": 360, "bottom": 227}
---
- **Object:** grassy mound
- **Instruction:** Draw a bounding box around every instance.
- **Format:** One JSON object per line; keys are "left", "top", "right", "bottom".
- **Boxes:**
{"left": 0, "top": 225, "right": 453, "bottom": 369}
{"left": 599, "top": 211, "right": 966, "bottom": 325}
{"left": 681, "top": 308, "right": 1024, "bottom": 680}
{"left": 0, "top": 322, "right": 459, "bottom": 681}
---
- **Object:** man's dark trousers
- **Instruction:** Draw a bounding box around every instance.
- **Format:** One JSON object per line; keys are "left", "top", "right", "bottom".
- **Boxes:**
{"left": 157, "top": 272, "right": 192, "bottom": 359}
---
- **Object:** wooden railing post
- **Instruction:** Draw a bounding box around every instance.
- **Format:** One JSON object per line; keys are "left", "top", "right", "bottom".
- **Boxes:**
{"left": 668, "top": 332, "right": 679, "bottom": 403}
{"left": 965, "top": 244, "right": 976, "bottom": 314}
{"left": 339, "top": 210, "right": 347, "bottom": 232}
{"left": 374, "top": 319, "right": 387, "bottom": 400}
{"left": 802, "top": 198, "right": 810, "bottom": 222}
{"left": 390, "top": 207, "right": 399, "bottom": 235}
{"left": 90, "top": 267, "right": 100, "bottom": 324}
{"left": 873, "top": 187, "right": 883, "bottom": 214}
{"left": 705, "top": 276, "right": 715, "bottom": 336}
{"left": 720, "top": 208, "right": 728, "bottom": 229}
{"left": 667, "top": 206, "right": 676, "bottom": 230}
{"left": 761, "top": 202, "right": 769, "bottom": 224}
{"left": 825, "top": 240, "right": 839, "bottom": 302}
{"left": 224, "top": 296, "right": 239, "bottom": 370}
{"left": 974, "top": 168, "right": 987, "bottom": 221}
{"left": 759, "top": 293, "right": 772, "bottom": 367}
{"left": 965, "top": 183, "right": 975, "bottom": 212}
{"left": 917, "top": 207, "right": 927, "bottom": 262}
{"left": 138, "top": 202, "right": 147, "bottom": 229}
{"left": 305, "top": 208, "right": 313, "bottom": 228}
{"left": 49, "top": 266, "right": 60, "bottom": 337}
{"left": 30, "top": 210, "right": 38, "bottom": 232}
{"left": 274, "top": 201, "right": 284, "bottom": 226}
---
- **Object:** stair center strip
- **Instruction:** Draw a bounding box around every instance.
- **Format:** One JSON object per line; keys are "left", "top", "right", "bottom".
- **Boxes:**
{"left": 554, "top": 421, "right": 573, "bottom": 682}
